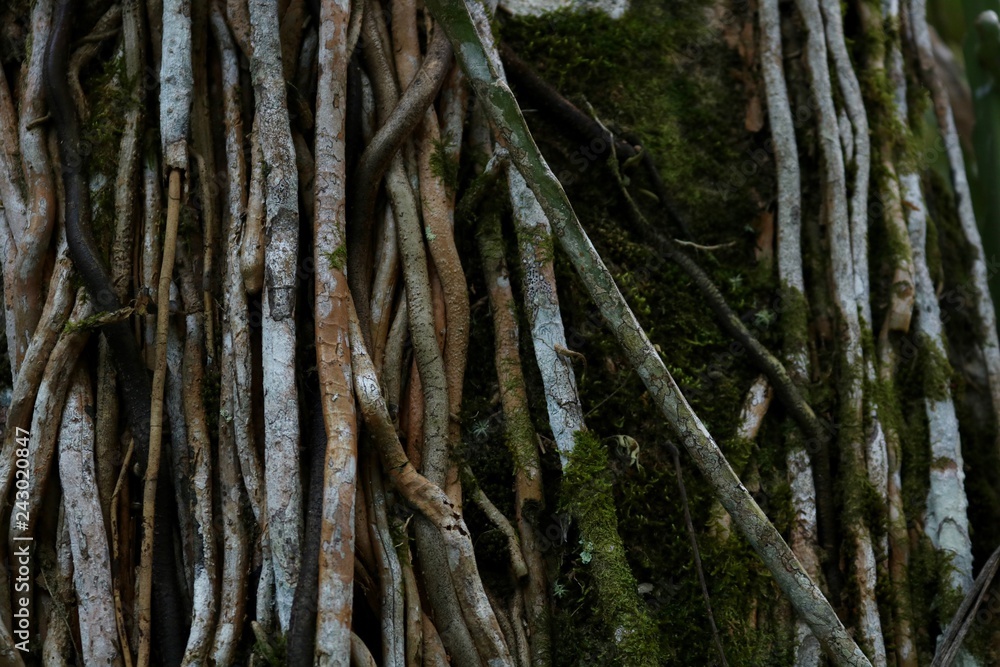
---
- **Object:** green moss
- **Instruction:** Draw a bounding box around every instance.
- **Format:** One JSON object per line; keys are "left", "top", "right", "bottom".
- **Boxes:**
{"left": 429, "top": 135, "right": 460, "bottom": 194}
{"left": 252, "top": 630, "right": 287, "bottom": 666}
{"left": 915, "top": 333, "right": 954, "bottom": 402}
{"left": 537, "top": 230, "right": 556, "bottom": 265}
{"left": 81, "top": 50, "right": 133, "bottom": 258}
{"left": 502, "top": 0, "right": 759, "bottom": 236}
{"left": 561, "top": 430, "right": 660, "bottom": 666}
{"left": 323, "top": 244, "right": 348, "bottom": 272}
{"left": 778, "top": 283, "right": 810, "bottom": 360}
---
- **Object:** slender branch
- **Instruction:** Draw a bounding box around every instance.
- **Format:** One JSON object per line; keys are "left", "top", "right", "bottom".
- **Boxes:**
{"left": 464, "top": 467, "right": 529, "bottom": 579}
{"left": 67, "top": 5, "right": 122, "bottom": 122}
{"left": 667, "top": 441, "right": 727, "bottom": 667}
{"left": 138, "top": 168, "right": 182, "bottom": 667}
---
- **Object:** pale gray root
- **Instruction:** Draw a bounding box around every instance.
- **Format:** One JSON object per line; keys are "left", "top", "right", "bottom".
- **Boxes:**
{"left": 256, "top": 543, "right": 277, "bottom": 634}
{"left": 213, "top": 373, "right": 250, "bottom": 665}
{"left": 736, "top": 375, "right": 773, "bottom": 442}
{"left": 509, "top": 167, "right": 586, "bottom": 462}
{"left": 112, "top": 0, "right": 145, "bottom": 302}
{"left": 248, "top": 0, "right": 304, "bottom": 630}
{"left": 820, "top": 0, "right": 890, "bottom": 565}
{"left": 879, "top": 11, "right": 924, "bottom": 662}
{"left": 467, "top": 9, "right": 587, "bottom": 465}
{"left": 213, "top": 6, "right": 271, "bottom": 640}
{"left": 707, "top": 376, "right": 772, "bottom": 543}
{"left": 241, "top": 120, "right": 266, "bottom": 295}
{"left": 41, "top": 511, "right": 74, "bottom": 666}
{"left": 383, "top": 296, "right": 409, "bottom": 412}
{"left": 210, "top": 0, "right": 266, "bottom": 530}
{"left": 821, "top": 0, "right": 872, "bottom": 327}
{"left": 788, "top": 447, "right": 823, "bottom": 666}
{"left": 160, "top": 0, "right": 193, "bottom": 169}
{"left": 59, "top": 366, "right": 123, "bottom": 666}
{"left": 902, "top": 170, "right": 975, "bottom": 592}
{"left": 141, "top": 147, "right": 162, "bottom": 368}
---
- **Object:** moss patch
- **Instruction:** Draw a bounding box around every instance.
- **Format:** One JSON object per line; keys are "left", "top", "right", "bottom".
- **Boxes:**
{"left": 323, "top": 244, "right": 347, "bottom": 272}
{"left": 561, "top": 430, "right": 660, "bottom": 666}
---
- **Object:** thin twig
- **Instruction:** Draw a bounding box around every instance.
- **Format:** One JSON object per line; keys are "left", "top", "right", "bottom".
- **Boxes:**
{"left": 671, "top": 239, "right": 737, "bottom": 252}
{"left": 665, "top": 441, "right": 727, "bottom": 667}
{"left": 137, "top": 168, "right": 182, "bottom": 667}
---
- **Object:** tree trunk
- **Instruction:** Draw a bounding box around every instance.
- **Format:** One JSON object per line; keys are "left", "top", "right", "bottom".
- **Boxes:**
{"left": 0, "top": 0, "right": 998, "bottom": 665}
